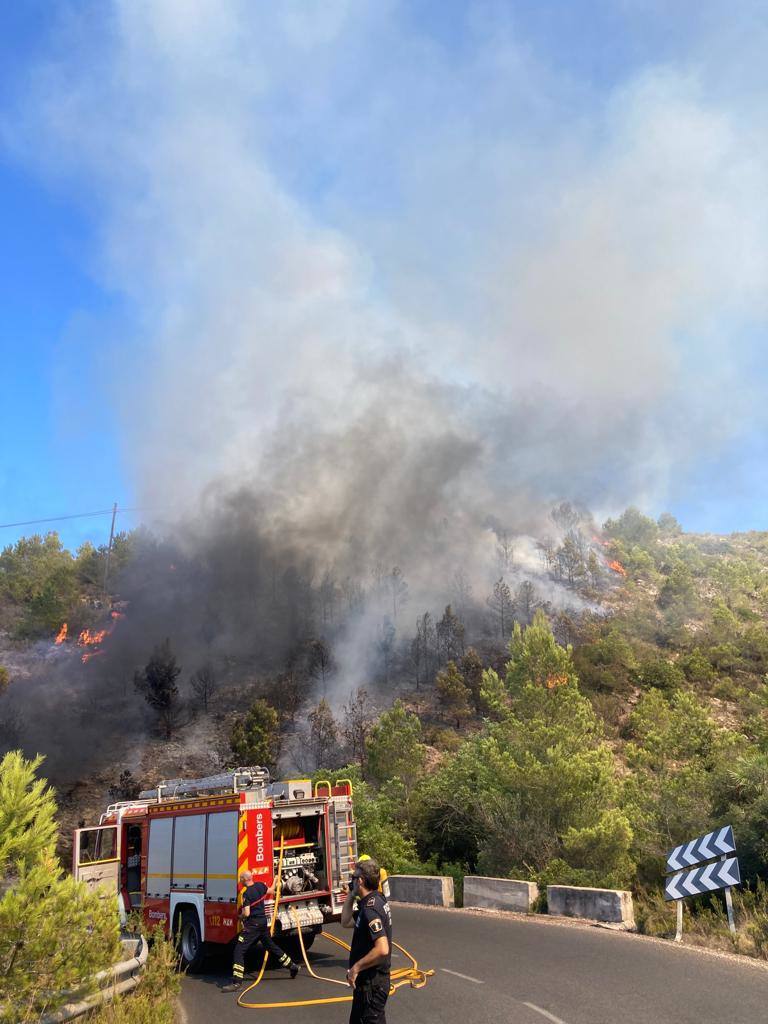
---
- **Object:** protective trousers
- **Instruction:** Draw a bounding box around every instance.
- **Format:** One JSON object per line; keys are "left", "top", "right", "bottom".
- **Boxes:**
{"left": 232, "top": 925, "right": 293, "bottom": 982}
{"left": 348, "top": 975, "right": 389, "bottom": 1024}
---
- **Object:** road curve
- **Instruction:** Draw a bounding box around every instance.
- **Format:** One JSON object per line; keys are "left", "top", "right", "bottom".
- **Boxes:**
{"left": 180, "top": 904, "right": 768, "bottom": 1024}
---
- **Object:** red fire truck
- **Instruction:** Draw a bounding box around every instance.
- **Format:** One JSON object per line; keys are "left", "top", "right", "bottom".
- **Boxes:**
{"left": 73, "top": 768, "right": 357, "bottom": 970}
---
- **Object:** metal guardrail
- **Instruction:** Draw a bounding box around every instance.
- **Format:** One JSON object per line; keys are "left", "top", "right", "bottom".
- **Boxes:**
{"left": 40, "top": 936, "right": 148, "bottom": 1024}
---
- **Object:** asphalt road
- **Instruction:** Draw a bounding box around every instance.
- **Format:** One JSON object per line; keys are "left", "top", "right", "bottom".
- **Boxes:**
{"left": 180, "top": 905, "right": 768, "bottom": 1024}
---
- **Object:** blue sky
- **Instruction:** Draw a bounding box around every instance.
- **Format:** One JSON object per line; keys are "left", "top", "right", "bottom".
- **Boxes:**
{"left": 1, "top": 4, "right": 138, "bottom": 552}
{"left": 1, "top": 1, "right": 766, "bottom": 554}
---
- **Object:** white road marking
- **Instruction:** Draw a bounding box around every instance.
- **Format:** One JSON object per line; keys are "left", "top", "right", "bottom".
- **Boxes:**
{"left": 440, "top": 967, "right": 484, "bottom": 984}
{"left": 523, "top": 1002, "right": 568, "bottom": 1024}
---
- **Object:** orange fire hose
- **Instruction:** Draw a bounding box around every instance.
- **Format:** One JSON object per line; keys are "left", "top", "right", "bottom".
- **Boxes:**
{"left": 236, "top": 872, "right": 434, "bottom": 1011}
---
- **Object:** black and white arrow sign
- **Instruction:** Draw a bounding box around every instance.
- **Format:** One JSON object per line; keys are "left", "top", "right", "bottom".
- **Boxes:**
{"left": 666, "top": 825, "right": 735, "bottom": 873}
{"left": 664, "top": 856, "right": 741, "bottom": 901}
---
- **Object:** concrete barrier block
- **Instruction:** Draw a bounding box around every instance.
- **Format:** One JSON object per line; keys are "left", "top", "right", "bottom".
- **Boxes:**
{"left": 389, "top": 874, "right": 455, "bottom": 907}
{"left": 546, "top": 885, "right": 635, "bottom": 929}
{"left": 463, "top": 876, "right": 539, "bottom": 913}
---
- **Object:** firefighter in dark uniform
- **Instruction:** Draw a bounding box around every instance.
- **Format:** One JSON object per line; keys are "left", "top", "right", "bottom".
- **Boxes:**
{"left": 221, "top": 870, "right": 300, "bottom": 992}
{"left": 341, "top": 857, "right": 393, "bottom": 1024}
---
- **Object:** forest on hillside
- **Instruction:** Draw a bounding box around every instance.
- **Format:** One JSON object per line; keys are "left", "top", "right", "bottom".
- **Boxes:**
{"left": 1, "top": 505, "right": 768, "bottom": 915}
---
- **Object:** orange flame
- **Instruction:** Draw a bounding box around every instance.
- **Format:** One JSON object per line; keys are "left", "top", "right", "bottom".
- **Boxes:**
{"left": 78, "top": 628, "right": 108, "bottom": 646}
{"left": 608, "top": 560, "right": 627, "bottom": 576}
{"left": 545, "top": 673, "right": 569, "bottom": 689}
{"left": 77, "top": 610, "right": 126, "bottom": 663}
{"left": 54, "top": 623, "right": 68, "bottom": 645}
{"left": 592, "top": 535, "right": 610, "bottom": 548}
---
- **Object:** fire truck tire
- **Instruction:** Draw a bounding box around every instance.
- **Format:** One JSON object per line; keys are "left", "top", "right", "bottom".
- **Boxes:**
{"left": 278, "top": 928, "right": 316, "bottom": 963}
{"left": 175, "top": 908, "right": 206, "bottom": 973}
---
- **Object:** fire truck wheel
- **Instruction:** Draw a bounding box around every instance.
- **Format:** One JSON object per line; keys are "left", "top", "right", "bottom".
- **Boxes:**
{"left": 278, "top": 928, "right": 316, "bottom": 964}
{"left": 176, "top": 908, "right": 206, "bottom": 973}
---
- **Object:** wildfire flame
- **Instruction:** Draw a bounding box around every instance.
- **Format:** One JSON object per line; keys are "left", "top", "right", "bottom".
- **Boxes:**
{"left": 608, "top": 560, "right": 627, "bottom": 577}
{"left": 77, "top": 608, "right": 126, "bottom": 664}
{"left": 592, "top": 535, "right": 610, "bottom": 548}
{"left": 78, "top": 628, "right": 108, "bottom": 646}
{"left": 52, "top": 605, "right": 128, "bottom": 664}
{"left": 545, "top": 673, "right": 569, "bottom": 689}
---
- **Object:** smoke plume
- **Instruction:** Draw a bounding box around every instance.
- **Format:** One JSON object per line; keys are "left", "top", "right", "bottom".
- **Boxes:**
{"left": 2, "top": 2, "right": 768, "bottom": 778}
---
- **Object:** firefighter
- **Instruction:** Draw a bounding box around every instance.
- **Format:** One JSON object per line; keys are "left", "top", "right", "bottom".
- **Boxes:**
{"left": 221, "top": 870, "right": 300, "bottom": 993}
{"left": 341, "top": 857, "right": 392, "bottom": 1024}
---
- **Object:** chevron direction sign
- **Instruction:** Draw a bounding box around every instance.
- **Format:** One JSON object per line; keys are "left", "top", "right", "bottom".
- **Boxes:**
{"left": 664, "top": 856, "right": 741, "bottom": 901}
{"left": 666, "top": 825, "right": 736, "bottom": 873}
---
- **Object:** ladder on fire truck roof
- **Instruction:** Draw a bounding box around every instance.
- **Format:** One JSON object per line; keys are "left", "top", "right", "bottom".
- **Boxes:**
{"left": 137, "top": 767, "right": 271, "bottom": 802}
{"left": 331, "top": 799, "right": 358, "bottom": 882}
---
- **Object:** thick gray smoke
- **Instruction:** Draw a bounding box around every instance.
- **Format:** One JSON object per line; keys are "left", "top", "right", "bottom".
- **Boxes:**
{"left": 6, "top": 2, "right": 766, "bottom": 512}
{"left": 2, "top": 2, "right": 768, "bottom": 778}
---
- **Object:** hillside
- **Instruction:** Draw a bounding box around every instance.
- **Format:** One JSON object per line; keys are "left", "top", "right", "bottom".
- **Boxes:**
{"left": 1, "top": 506, "right": 767, "bottom": 903}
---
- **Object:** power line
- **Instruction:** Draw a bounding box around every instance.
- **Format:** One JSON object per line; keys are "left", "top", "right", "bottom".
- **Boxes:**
{"left": 0, "top": 506, "right": 155, "bottom": 530}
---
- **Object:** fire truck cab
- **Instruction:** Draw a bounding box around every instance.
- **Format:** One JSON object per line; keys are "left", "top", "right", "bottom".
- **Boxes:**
{"left": 73, "top": 768, "right": 357, "bottom": 970}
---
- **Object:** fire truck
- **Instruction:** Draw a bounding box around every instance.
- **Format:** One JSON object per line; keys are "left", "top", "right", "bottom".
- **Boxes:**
{"left": 73, "top": 768, "right": 358, "bottom": 971}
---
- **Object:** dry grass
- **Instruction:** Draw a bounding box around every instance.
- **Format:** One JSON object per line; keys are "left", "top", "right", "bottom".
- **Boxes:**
{"left": 635, "top": 882, "right": 768, "bottom": 961}
{"left": 90, "top": 928, "right": 180, "bottom": 1024}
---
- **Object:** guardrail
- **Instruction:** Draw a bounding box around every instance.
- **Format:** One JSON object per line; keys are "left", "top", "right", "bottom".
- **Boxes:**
{"left": 464, "top": 876, "right": 539, "bottom": 913}
{"left": 391, "top": 873, "right": 636, "bottom": 929}
{"left": 40, "top": 936, "right": 148, "bottom": 1024}
{"left": 388, "top": 874, "right": 455, "bottom": 907}
{"left": 547, "top": 885, "right": 635, "bottom": 929}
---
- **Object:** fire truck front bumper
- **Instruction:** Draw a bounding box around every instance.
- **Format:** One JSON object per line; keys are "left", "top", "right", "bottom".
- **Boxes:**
{"left": 277, "top": 902, "right": 325, "bottom": 933}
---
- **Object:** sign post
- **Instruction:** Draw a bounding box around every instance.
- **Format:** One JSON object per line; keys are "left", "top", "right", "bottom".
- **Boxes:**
{"left": 664, "top": 826, "right": 739, "bottom": 940}
{"left": 722, "top": 855, "right": 736, "bottom": 933}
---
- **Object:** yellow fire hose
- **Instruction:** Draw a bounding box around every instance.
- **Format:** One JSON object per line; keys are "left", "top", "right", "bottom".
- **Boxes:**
{"left": 237, "top": 834, "right": 287, "bottom": 1001}
{"left": 237, "top": 846, "right": 434, "bottom": 1011}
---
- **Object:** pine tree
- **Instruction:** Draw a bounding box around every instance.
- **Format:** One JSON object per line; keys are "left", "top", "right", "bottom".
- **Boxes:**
{"left": 0, "top": 752, "right": 57, "bottom": 877}
{"left": 366, "top": 701, "right": 425, "bottom": 787}
{"left": 230, "top": 699, "right": 281, "bottom": 772}
{"left": 308, "top": 699, "right": 338, "bottom": 768}
{"left": 459, "top": 648, "right": 484, "bottom": 712}
{"left": 190, "top": 663, "right": 217, "bottom": 712}
{"left": 387, "top": 567, "right": 409, "bottom": 622}
{"left": 134, "top": 639, "right": 182, "bottom": 740}
{"left": 514, "top": 580, "right": 539, "bottom": 624}
{"left": 0, "top": 752, "right": 120, "bottom": 1022}
{"left": 436, "top": 605, "right": 465, "bottom": 665}
{"left": 308, "top": 638, "right": 335, "bottom": 697}
{"left": 342, "top": 689, "right": 374, "bottom": 773}
{"left": 435, "top": 661, "right": 472, "bottom": 729}
{"left": 506, "top": 610, "right": 578, "bottom": 692}
{"left": 414, "top": 612, "right": 436, "bottom": 687}
{"left": 486, "top": 579, "right": 513, "bottom": 639}
{"left": 366, "top": 701, "right": 426, "bottom": 826}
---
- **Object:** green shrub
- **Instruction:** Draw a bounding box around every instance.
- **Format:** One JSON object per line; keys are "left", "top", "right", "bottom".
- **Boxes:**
{"left": 712, "top": 677, "right": 746, "bottom": 702}
{"left": 314, "top": 768, "right": 420, "bottom": 873}
{"left": 634, "top": 655, "right": 686, "bottom": 693}
{"left": 424, "top": 727, "right": 462, "bottom": 753}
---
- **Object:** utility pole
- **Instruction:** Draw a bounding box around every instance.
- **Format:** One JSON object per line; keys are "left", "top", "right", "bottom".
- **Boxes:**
{"left": 103, "top": 502, "right": 118, "bottom": 598}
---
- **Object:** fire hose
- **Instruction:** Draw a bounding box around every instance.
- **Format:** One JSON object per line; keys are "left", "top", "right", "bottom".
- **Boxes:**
{"left": 237, "top": 842, "right": 433, "bottom": 1011}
